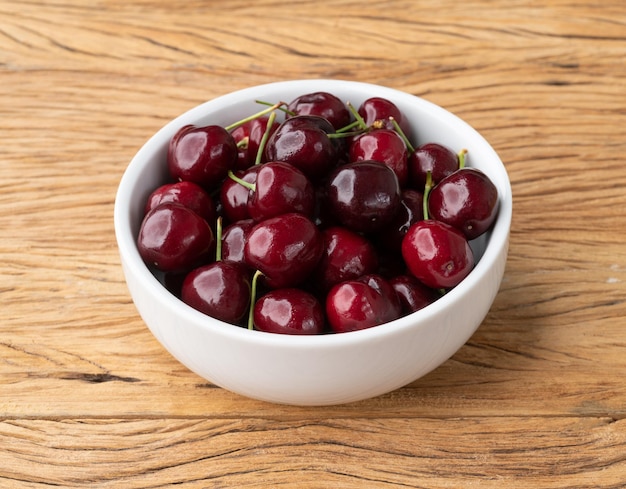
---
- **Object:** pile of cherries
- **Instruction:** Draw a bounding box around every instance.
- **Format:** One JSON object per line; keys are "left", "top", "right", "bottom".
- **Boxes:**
{"left": 137, "top": 91, "right": 499, "bottom": 334}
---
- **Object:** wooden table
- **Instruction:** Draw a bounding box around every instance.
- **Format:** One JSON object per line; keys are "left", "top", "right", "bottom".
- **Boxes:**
{"left": 2, "top": 1, "right": 625, "bottom": 487}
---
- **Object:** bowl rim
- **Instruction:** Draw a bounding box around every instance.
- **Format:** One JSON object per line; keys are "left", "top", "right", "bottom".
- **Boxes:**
{"left": 114, "top": 78, "right": 512, "bottom": 350}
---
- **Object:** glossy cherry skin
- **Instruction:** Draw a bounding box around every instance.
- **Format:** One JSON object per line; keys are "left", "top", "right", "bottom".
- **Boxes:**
{"left": 389, "top": 274, "right": 440, "bottom": 314}
{"left": 428, "top": 167, "right": 499, "bottom": 240}
{"left": 264, "top": 115, "right": 339, "bottom": 180}
{"left": 358, "top": 97, "right": 411, "bottom": 136}
{"left": 349, "top": 128, "right": 409, "bottom": 187}
{"left": 168, "top": 124, "right": 238, "bottom": 190}
{"left": 221, "top": 219, "right": 255, "bottom": 266}
{"left": 138, "top": 203, "right": 214, "bottom": 273}
{"left": 376, "top": 189, "right": 424, "bottom": 252}
{"left": 287, "top": 92, "right": 351, "bottom": 130}
{"left": 144, "top": 181, "right": 216, "bottom": 224}
{"left": 314, "top": 226, "right": 379, "bottom": 292}
{"left": 401, "top": 220, "right": 474, "bottom": 289}
{"left": 253, "top": 288, "right": 325, "bottom": 335}
{"left": 181, "top": 261, "right": 251, "bottom": 325}
{"left": 326, "top": 160, "right": 401, "bottom": 233}
{"left": 219, "top": 166, "right": 260, "bottom": 223}
{"left": 408, "top": 143, "right": 459, "bottom": 191}
{"left": 325, "top": 274, "right": 402, "bottom": 333}
{"left": 247, "top": 161, "right": 315, "bottom": 222}
{"left": 230, "top": 116, "right": 279, "bottom": 170}
{"left": 244, "top": 213, "right": 323, "bottom": 289}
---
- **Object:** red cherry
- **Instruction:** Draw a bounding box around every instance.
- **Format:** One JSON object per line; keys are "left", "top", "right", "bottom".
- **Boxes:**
{"left": 349, "top": 129, "right": 409, "bottom": 187}
{"left": 230, "top": 116, "right": 279, "bottom": 170}
{"left": 168, "top": 124, "right": 238, "bottom": 190}
{"left": 408, "top": 143, "right": 459, "bottom": 191}
{"left": 428, "top": 167, "right": 499, "bottom": 240}
{"left": 376, "top": 189, "right": 424, "bottom": 253}
{"left": 358, "top": 97, "right": 411, "bottom": 135}
{"left": 401, "top": 220, "right": 474, "bottom": 289}
{"left": 219, "top": 166, "right": 260, "bottom": 223}
{"left": 389, "top": 274, "right": 440, "bottom": 314}
{"left": 247, "top": 161, "right": 315, "bottom": 222}
{"left": 287, "top": 92, "right": 351, "bottom": 130}
{"left": 253, "top": 288, "right": 325, "bottom": 335}
{"left": 144, "top": 181, "right": 216, "bottom": 224}
{"left": 325, "top": 160, "right": 401, "bottom": 233}
{"left": 181, "top": 261, "right": 251, "bottom": 325}
{"left": 244, "top": 213, "right": 323, "bottom": 289}
{"left": 221, "top": 219, "right": 255, "bottom": 265}
{"left": 137, "top": 203, "right": 214, "bottom": 273}
{"left": 314, "top": 226, "right": 379, "bottom": 291}
{"left": 325, "top": 274, "right": 402, "bottom": 333}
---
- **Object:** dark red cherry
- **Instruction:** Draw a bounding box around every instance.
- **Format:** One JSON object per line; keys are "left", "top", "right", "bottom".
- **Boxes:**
{"left": 349, "top": 128, "right": 409, "bottom": 187}
{"left": 358, "top": 97, "right": 411, "bottom": 136}
{"left": 314, "top": 226, "right": 379, "bottom": 292}
{"left": 247, "top": 161, "right": 315, "bottom": 222}
{"left": 287, "top": 92, "right": 351, "bottom": 130}
{"left": 138, "top": 203, "right": 214, "bottom": 273}
{"left": 428, "top": 167, "right": 499, "bottom": 240}
{"left": 230, "top": 116, "right": 279, "bottom": 170}
{"left": 144, "top": 181, "right": 216, "bottom": 224}
{"left": 181, "top": 261, "right": 251, "bottom": 325}
{"left": 325, "top": 274, "right": 402, "bottom": 333}
{"left": 376, "top": 189, "right": 424, "bottom": 252}
{"left": 389, "top": 274, "right": 440, "bottom": 314}
{"left": 244, "top": 213, "right": 323, "bottom": 289}
{"left": 221, "top": 219, "right": 255, "bottom": 265}
{"left": 219, "top": 166, "right": 260, "bottom": 223}
{"left": 408, "top": 143, "right": 459, "bottom": 191}
{"left": 326, "top": 160, "right": 401, "bottom": 233}
{"left": 264, "top": 115, "right": 338, "bottom": 180}
{"left": 253, "top": 288, "right": 325, "bottom": 335}
{"left": 401, "top": 219, "right": 474, "bottom": 289}
{"left": 168, "top": 124, "right": 238, "bottom": 190}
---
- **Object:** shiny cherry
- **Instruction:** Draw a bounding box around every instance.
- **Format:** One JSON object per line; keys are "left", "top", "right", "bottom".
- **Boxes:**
{"left": 253, "top": 288, "right": 325, "bottom": 335}
{"left": 244, "top": 213, "right": 323, "bottom": 289}
{"left": 168, "top": 124, "right": 238, "bottom": 190}
{"left": 181, "top": 261, "right": 251, "bottom": 325}
{"left": 138, "top": 202, "right": 214, "bottom": 273}
{"left": 358, "top": 97, "right": 411, "bottom": 136}
{"left": 326, "top": 160, "right": 401, "bottom": 233}
{"left": 408, "top": 143, "right": 459, "bottom": 191}
{"left": 349, "top": 128, "right": 409, "bottom": 187}
{"left": 247, "top": 161, "right": 315, "bottom": 221}
{"left": 144, "top": 181, "right": 216, "bottom": 224}
{"left": 325, "top": 274, "right": 402, "bottom": 333}
{"left": 221, "top": 219, "right": 255, "bottom": 265}
{"left": 287, "top": 92, "right": 351, "bottom": 130}
{"left": 264, "top": 115, "right": 339, "bottom": 180}
{"left": 401, "top": 219, "right": 474, "bottom": 289}
{"left": 230, "top": 116, "right": 279, "bottom": 170}
{"left": 376, "top": 189, "right": 424, "bottom": 252}
{"left": 219, "top": 165, "right": 260, "bottom": 223}
{"left": 314, "top": 226, "right": 379, "bottom": 292}
{"left": 389, "top": 274, "right": 440, "bottom": 314}
{"left": 428, "top": 167, "right": 499, "bottom": 240}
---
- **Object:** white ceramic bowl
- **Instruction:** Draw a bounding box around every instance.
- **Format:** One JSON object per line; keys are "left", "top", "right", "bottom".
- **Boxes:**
{"left": 114, "top": 79, "right": 512, "bottom": 406}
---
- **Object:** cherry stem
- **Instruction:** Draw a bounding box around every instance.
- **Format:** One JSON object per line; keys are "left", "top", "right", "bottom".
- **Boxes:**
{"left": 458, "top": 148, "right": 468, "bottom": 169}
{"left": 336, "top": 120, "right": 361, "bottom": 133}
{"left": 215, "top": 216, "right": 223, "bottom": 262}
{"left": 248, "top": 270, "right": 263, "bottom": 330}
{"left": 254, "top": 99, "right": 295, "bottom": 116}
{"left": 227, "top": 170, "right": 256, "bottom": 192}
{"left": 388, "top": 117, "right": 415, "bottom": 153}
{"left": 423, "top": 171, "right": 434, "bottom": 220}
{"left": 224, "top": 101, "right": 285, "bottom": 132}
{"left": 346, "top": 101, "right": 369, "bottom": 130}
{"left": 254, "top": 110, "right": 276, "bottom": 165}
{"left": 236, "top": 137, "right": 249, "bottom": 149}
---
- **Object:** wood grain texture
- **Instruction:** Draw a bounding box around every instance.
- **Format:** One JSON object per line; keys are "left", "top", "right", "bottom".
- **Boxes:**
{"left": 1, "top": 0, "right": 626, "bottom": 486}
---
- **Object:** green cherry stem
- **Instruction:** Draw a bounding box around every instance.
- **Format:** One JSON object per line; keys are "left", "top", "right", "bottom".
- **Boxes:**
{"left": 215, "top": 216, "right": 223, "bottom": 262}
{"left": 254, "top": 99, "right": 295, "bottom": 116}
{"left": 423, "top": 170, "right": 434, "bottom": 221}
{"left": 247, "top": 270, "right": 264, "bottom": 330}
{"left": 388, "top": 116, "right": 415, "bottom": 153}
{"left": 458, "top": 148, "right": 468, "bottom": 169}
{"left": 224, "top": 101, "right": 285, "bottom": 132}
{"left": 227, "top": 170, "right": 256, "bottom": 192}
{"left": 254, "top": 110, "right": 276, "bottom": 166}
{"left": 346, "top": 101, "right": 369, "bottom": 131}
